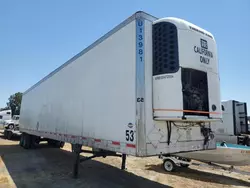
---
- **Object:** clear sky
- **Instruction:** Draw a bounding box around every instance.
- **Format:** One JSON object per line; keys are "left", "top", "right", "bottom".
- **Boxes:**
{"left": 0, "top": 0, "right": 250, "bottom": 109}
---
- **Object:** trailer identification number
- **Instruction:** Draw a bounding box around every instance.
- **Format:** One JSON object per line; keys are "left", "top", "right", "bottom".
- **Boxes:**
{"left": 134, "top": 18, "right": 145, "bottom": 143}
{"left": 137, "top": 97, "right": 144, "bottom": 102}
{"left": 126, "top": 130, "right": 134, "bottom": 142}
{"left": 136, "top": 19, "right": 144, "bottom": 105}
{"left": 137, "top": 20, "right": 144, "bottom": 62}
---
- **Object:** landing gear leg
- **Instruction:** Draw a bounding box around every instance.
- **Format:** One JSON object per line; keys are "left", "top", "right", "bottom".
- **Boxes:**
{"left": 121, "top": 154, "right": 126, "bottom": 170}
{"left": 72, "top": 144, "right": 82, "bottom": 179}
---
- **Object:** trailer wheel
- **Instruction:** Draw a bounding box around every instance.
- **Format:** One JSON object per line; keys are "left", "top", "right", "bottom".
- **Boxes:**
{"left": 19, "top": 134, "right": 24, "bottom": 147}
{"left": 3, "top": 130, "right": 8, "bottom": 139}
{"left": 55, "top": 141, "right": 64, "bottom": 148}
{"left": 34, "top": 136, "right": 40, "bottom": 145}
{"left": 59, "top": 141, "right": 65, "bottom": 148}
{"left": 48, "top": 140, "right": 64, "bottom": 148}
{"left": 30, "top": 135, "right": 41, "bottom": 149}
{"left": 48, "top": 140, "right": 57, "bottom": 147}
{"left": 7, "top": 131, "right": 12, "bottom": 140}
{"left": 23, "top": 133, "right": 31, "bottom": 149}
{"left": 163, "top": 159, "right": 176, "bottom": 172}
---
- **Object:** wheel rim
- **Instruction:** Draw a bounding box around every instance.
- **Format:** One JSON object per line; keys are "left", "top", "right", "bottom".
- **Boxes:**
{"left": 164, "top": 161, "right": 173, "bottom": 171}
{"left": 9, "top": 125, "right": 14, "bottom": 129}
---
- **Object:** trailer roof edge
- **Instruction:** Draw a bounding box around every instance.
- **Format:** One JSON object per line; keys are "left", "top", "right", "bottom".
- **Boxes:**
{"left": 23, "top": 11, "right": 158, "bottom": 95}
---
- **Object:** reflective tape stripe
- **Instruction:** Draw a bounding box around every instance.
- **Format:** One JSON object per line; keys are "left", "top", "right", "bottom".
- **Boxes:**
{"left": 95, "top": 139, "right": 101, "bottom": 142}
{"left": 112, "top": 141, "right": 120, "bottom": 145}
{"left": 126, "top": 143, "right": 136, "bottom": 148}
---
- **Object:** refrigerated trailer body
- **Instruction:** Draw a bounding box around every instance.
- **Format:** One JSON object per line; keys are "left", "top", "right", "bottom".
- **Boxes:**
{"left": 19, "top": 12, "right": 221, "bottom": 161}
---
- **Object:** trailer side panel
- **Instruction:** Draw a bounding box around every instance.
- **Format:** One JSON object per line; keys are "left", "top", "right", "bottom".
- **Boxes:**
{"left": 20, "top": 20, "right": 137, "bottom": 155}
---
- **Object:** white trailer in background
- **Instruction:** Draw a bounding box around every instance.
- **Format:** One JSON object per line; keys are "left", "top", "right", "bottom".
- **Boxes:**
{"left": 213, "top": 100, "right": 250, "bottom": 145}
{"left": 19, "top": 11, "right": 221, "bottom": 177}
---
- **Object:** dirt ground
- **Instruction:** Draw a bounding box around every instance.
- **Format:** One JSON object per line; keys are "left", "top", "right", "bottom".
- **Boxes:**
{"left": 0, "top": 131, "right": 250, "bottom": 188}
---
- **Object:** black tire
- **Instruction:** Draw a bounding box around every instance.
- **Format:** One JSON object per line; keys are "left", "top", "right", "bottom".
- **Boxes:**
{"left": 23, "top": 133, "right": 31, "bottom": 149}
{"left": 35, "top": 137, "right": 40, "bottom": 144}
{"left": 30, "top": 135, "right": 35, "bottom": 149}
{"left": 7, "top": 131, "right": 12, "bottom": 140}
{"left": 23, "top": 134, "right": 27, "bottom": 148}
{"left": 47, "top": 139, "right": 55, "bottom": 146}
{"left": 48, "top": 139, "right": 64, "bottom": 148}
{"left": 19, "top": 134, "right": 24, "bottom": 147}
{"left": 30, "top": 135, "right": 40, "bottom": 149}
{"left": 59, "top": 141, "right": 65, "bottom": 148}
{"left": 163, "top": 159, "right": 177, "bottom": 172}
{"left": 3, "top": 130, "right": 8, "bottom": 139}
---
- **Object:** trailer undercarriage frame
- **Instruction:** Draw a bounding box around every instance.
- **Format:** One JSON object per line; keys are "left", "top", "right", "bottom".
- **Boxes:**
{"left": 71, "top": 144, "right": 127, "bottom": 178}
{"left": 18, "top": 132, "right": 128, "bottom": 178}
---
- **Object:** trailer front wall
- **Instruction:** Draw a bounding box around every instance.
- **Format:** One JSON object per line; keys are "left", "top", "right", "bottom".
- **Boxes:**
{"left": 143, "top": 19, "right": 216, "bottom": 157}
{"left": 20, "top": 20, "right": 137, "bottom": 155}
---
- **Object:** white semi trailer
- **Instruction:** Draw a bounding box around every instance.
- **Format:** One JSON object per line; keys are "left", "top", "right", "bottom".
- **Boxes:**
{"left": 19, "top": 11, "right": 221, "bottom": 177}
{"left": 214, "top": 100, "right": 250, "bottom": 145}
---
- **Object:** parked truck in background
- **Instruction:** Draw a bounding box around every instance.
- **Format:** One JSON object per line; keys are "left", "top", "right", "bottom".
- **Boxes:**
{"left": 4, "top": 115, "right": 20, "bottom": 129}
{"left": 213, "top": 100, "right": 250, "bottom": 145}
{"left": 0, "top": 109, "right": 12, "bottom": 130}
{"left": 18, "top": 11, "right": 222, "bottom": 177}
{"left": 3, "top": 115, "right": 21, "bottom": 140}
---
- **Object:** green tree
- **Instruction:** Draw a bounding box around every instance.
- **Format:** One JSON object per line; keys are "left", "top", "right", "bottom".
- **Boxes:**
{"left": 0, "top": 106, "right": 10, "bottom": 111}
{"left": 7, "top": 92, "right": 23, "bottom": 116}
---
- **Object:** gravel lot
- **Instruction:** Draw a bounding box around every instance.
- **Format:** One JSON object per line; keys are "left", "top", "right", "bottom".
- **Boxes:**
{"left": 0, "top": 131, "right": 249, "bottom": 188}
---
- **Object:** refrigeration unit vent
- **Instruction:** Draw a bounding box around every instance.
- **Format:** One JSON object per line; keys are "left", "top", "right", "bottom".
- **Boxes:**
{"left": 153, "top": 22, "right": 179, "bottom": 76}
